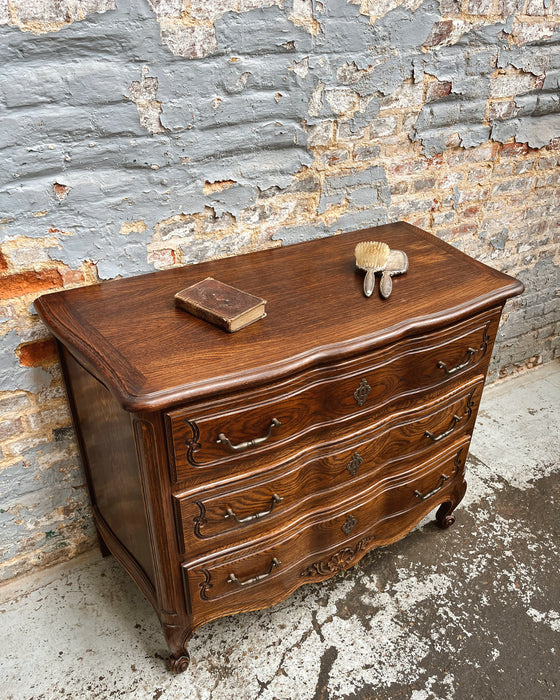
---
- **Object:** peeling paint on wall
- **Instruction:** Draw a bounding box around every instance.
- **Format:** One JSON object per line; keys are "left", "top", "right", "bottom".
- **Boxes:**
{"left": 0, "top": 0, "right": 116, "bottom": 33}
{"left": 127, "top": 67, "right": 167, "bottom": 135}
{"left": 149, "top": 0, "right": 284, "bottom": 58}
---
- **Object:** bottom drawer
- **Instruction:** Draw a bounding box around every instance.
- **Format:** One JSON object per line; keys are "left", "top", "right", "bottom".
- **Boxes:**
{"left": 183, "top": 438, "right": 469, "bottom": 626}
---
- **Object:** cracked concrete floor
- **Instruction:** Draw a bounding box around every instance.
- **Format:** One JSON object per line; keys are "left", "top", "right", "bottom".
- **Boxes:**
{"left": 1, "top": 361, "right": 559, "bottom": 700}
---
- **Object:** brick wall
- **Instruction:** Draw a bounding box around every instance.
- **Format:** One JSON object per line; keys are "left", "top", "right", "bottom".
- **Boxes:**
{"left": 0, "top": 0, "right": 558, "bottom": 582}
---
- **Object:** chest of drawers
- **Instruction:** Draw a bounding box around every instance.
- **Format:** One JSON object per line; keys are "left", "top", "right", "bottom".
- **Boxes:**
{"left": 35, "top": 223, "right": 523, "bottom": 672}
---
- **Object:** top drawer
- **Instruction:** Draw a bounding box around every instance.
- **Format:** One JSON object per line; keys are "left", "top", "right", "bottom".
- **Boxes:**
{"left": 167, "top": 308, "right": 500, "bottom": 486}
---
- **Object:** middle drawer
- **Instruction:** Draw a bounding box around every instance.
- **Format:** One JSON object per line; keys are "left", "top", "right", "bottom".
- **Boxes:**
{"left": 174, "top": 377, "right": 483, "bottom": 558}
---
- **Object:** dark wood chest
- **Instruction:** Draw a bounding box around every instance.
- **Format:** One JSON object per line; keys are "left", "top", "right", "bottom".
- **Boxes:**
{"left": 35, "top": 223, "right": 523, "bottom": 672}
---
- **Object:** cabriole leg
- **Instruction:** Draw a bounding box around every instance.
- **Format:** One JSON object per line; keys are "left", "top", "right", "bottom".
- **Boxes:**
{"left": 163, "top": 624, "right": 192, "bottom": 674}
{"left": 436, "top": 478, "right": 467, "bottom": 529}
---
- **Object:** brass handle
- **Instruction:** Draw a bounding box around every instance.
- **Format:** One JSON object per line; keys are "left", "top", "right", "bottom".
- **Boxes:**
{"left": 425, "top": 414, "right": 462, "bottom": 442}
{"left": 217, "top": 418, "right": 281, "bottom": 452}
{"left": 224, "top": 494, "right": 283, "bottom": 524}
{"left": 227, "top": 557, "right": 281, "bottom": 587}
{"left": 437, "top": 347, "right": 476, "bottom": 375}
{"left": 414, "top": 474, "right": 449, "bottom": 501}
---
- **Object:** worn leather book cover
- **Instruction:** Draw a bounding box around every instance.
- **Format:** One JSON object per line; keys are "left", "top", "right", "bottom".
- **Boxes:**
{"left": 174, "top": 277, "right": 267, "bottom": 332}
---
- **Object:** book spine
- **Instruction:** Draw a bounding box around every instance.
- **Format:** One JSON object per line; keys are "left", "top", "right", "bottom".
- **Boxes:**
{"left": 174, "top": 298, "right": 232, "bottom": 332}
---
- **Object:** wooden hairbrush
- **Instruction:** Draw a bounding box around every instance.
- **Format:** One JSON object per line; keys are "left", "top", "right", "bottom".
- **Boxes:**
{"left": 354, "top": 241, "right": 390, "bottom": 297}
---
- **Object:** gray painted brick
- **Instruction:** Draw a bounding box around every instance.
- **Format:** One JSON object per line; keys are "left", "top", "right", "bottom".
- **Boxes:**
{"left": 348, "top": 187, "right": 381, "bottom": 208}
{"left": 332, "top": 207, "right": 388, "bottom": 232}
{"left": 353, "top": 145, "right": 381, "bottom": 160}
{"left": 325, "top": 166, "right": 386, "bottom": 191}
{"left": 215, "top": 5, "right": 313, "bottom": 55}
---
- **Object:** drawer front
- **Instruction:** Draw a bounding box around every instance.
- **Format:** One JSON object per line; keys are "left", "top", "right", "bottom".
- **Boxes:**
{"left": 183, "top": 440, "right": 469, "bottom": 625}
{"left": 174, "top": 379, "right": 483, "bottom": 556}
{"left": 168, "top": 308, "right": 499, "bottom": 486}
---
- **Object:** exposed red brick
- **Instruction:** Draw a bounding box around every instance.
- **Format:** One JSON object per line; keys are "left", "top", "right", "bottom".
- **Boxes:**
{"left": 461, "top": 205, "right": 482, "bottom": 219}
{"left": 388, "top": 160, "right": 428, "bottom": 176}
{"left": 0, "top": 269, "right": 63, "bottom": 300}
{"left": 468, "top": 0, "right": 492, "bottom": 13}
{"left": 500, "top": 141, "right": 531, "bottom": 158}
{"left": 324, "top": 151, "right": 348, "bottom": 167}
{"left": 407, "top": 214, "right": 432, "bottom": 229}
{"left": 423, "top": 20, "right": 454, "bottom": 48}
{"left": 16, "top": 338, "right": 58, "bottom": 367}
{"left": 445, "top": 223, "right": 478, "bottom": 238}
{"left": 447, "top": 144, "right": 496, "bottom": 166}
{"left": 426, "top": 80, "right": 452, "bottom": 103}
{"left": 487, "top": 100, "right": 516, "bottom": 121}
{"left": 53, "top": 183, "right": 70, "bottom": 201}
{"left": 426, "top": 154, "right": 444, "bottom": 168}
{"left": 536, "top": 156, "right": 558, "bottom": 170}
{"left": 148, "top": 249, "right": 176, "bottom": 267}
{"left": 60, "top": 269, "right": 85, "bottom": 286}
{"left": 0, "top": 249, "right": 8, "bottom": 273}
{"left": 469, "top": 166, "right": 492, "bottom": 180}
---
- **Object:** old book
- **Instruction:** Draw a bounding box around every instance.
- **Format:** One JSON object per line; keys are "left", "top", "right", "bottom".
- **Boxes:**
{"left": 174, "top": 277, "right": 267, "bottom": 332}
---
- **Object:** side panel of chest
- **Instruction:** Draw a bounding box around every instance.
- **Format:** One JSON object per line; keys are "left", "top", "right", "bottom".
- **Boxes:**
{"left": 61, "top": 348, "right": 155, "bottom": 588}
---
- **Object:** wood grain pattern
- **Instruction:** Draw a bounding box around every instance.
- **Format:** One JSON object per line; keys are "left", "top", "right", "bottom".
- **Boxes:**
{"left": 62, "top": 349, "right": 155, "bottom": 584}
{"left": 36, "top": 224, "right": 524, "bottom": 673}
{"left": 168, "top": 308, "right": 499, "bottom": 487}
{"left": 35, "top": 223, "right": 523, "bottom": 411}
{"left": 183, "top": 441, "right": 469, "bottom": 626}
{"left": 174, "top": 379, "right": 483, "bottom": 557}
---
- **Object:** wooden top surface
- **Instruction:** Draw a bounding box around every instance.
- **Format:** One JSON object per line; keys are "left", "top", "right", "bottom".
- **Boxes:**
{"left": 35, "top": 223, "right": 524, "bottom": 411}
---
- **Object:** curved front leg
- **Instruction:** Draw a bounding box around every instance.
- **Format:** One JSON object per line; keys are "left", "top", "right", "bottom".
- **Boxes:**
{"left": 163, "top": 623, "right": 192, "bottom": 674}
{"left": 436, "top": 477, "right": 467, "bottom": 529}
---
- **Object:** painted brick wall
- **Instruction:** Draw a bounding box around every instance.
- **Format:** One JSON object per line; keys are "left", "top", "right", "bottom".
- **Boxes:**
{"left": 0, "top": 0, "right": 558, "bottom": 583}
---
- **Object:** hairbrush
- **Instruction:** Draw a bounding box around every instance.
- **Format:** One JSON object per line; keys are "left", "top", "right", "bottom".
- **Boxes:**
{"left": 379, "top": 249, "right": 409, "bottom": 299}
{"left": 354, "top": 241, "right": 390, "bottom": 297}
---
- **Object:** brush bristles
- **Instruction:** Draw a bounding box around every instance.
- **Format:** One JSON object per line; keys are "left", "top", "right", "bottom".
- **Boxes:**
{"left": 355, "top": 241, "right": 390, "bottom": 271}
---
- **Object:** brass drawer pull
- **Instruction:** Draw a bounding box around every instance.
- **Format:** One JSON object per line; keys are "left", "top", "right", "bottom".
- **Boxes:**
{"left": 353, "top": 378, "right": 371, "bottom": 406}
{"left": 437, "top": 347, "right": 476, "bottom": 375}
{"left": 425, "top": 414, "right": 462, "bottom": 442}
{"left": 414, "top": 474, "right": 449, "bottom": 501}
{"left": 217, "top": 418, "right": 281, "bottom": 452}
{"left": 227, "top": 557, "right": 281, "bottom": 587}
{"left": 342, "top": 514, "right": 357, "bottom": 535}
{"left": 224, "top": 494, "right": 283, "bottom": 524}
{"left": 346, "top": 452, "right": 363, "bottom": 477}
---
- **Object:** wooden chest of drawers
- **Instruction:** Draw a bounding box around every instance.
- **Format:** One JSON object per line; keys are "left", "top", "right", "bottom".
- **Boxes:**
{"left": 35, "top": 223, "right": 523, "bottom": 672}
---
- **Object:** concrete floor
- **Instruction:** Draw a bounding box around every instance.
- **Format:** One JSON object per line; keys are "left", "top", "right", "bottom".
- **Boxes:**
{"left": 1, "top": 361, "right": 559, "bottom": 700}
